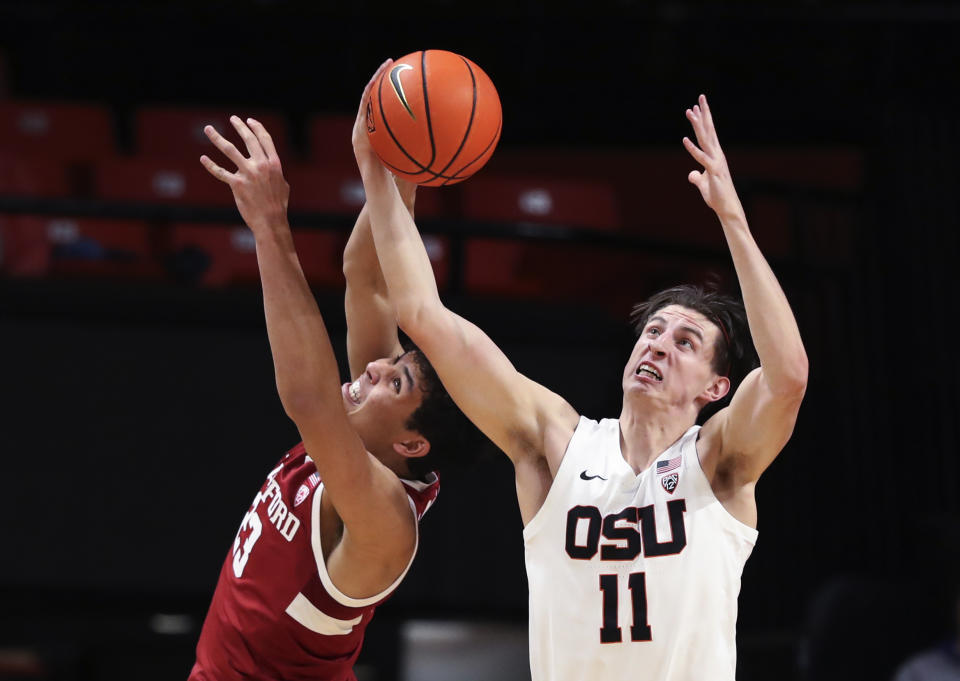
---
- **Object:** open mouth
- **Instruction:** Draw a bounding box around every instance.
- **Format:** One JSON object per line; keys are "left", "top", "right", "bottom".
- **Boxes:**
{"left": 348, "top": 379, "right": 361, "bottom": 404}
{"left": 635, "top": 362, "right": 662, "bottom": 381}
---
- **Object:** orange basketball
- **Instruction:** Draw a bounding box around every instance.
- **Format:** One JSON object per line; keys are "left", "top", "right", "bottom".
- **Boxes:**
{"left": 366, "top": 50, "right": 502, "bottom": 186}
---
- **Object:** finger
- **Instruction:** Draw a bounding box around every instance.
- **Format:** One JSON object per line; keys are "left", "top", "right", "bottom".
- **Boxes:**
{"left": 682, "top": 136, "right": 709, "bottom": 166}
{"left": 200, "top": 154, "right": 235, "bottom": 184}
{"left": 230, "top": 115, "right": 266, "bottom": 162}
{"left": 687, "top": 170, "right": 702, "bottom": 185}
{"left": 358, "top": 58, "right": 394, "bottom": 121}
{"left": 685, "top": 108, "right": 708, "bottom": 148}
{"left": 246, "top": 117, "right": 278, "bottom": 161}
{"left": 699, "top": 94, "right": 719, "bottom": 140}
{"left": 204, "top": 125, "right": 247, "bottom": 168}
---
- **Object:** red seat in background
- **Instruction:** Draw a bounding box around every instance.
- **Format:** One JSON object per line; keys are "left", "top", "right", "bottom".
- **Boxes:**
{"left": 92, "top": 158, "right": 235, "bottom": 206}
{"left": 0, "top": 215, "right": 156, "bottom": 279}
{"left": 165, "top": 222, "right": 450, "bottom": 291}
{"left": 166, "top": 223, "right": 345, "bottom": 289}
{"left": 465, "top": 237, "right": 721, "bottom": 312}
{"left": 135, "top": 107, "right": 291, "bottom": 161}
{"left": 285, "top": 163, "right": 445, "bottom": 219}
{"left": 0, "top": 154, "right": 72, "bottom": 197}
{"left": 0, "top": 100, "right": 115, "bottom": 161}
{"left": 459, "top": 175, "right": 621, "bottom": 231}
{"left": 307, "top": 115, "right": 356, "bottom": 166}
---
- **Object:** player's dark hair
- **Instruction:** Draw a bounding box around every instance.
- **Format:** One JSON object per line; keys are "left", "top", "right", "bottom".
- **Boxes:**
{"left": 400, "top": 338, "right": 492, "bottom": 479}
{"left": 630, "top": 283, "right": 758, "bottom": 423}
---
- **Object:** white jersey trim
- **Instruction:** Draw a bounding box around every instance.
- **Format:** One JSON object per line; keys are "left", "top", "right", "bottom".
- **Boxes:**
{"left": 522, "top": 414, "right": 589, "bottom": 541}
{"left": 690, "top": 428, "right": 760, "bottom": 540}
{"left": 309, "top": 482, "right": 420, "bottom": 608}
{"left": 284, "top": 593, "right": 363, "bottom": 635}
{"left": 399, "top": 471, "right": 438, "bottom": 492}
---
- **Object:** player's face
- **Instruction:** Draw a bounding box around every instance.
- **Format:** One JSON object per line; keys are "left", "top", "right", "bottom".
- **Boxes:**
{"left": 341, "top": 352, "right": 426, "bottom": 451}
{"left": 622, "top": 305, "right": 722, "bottom": 408}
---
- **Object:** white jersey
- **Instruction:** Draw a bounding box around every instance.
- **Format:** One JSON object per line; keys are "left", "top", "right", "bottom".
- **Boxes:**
{"left": 523, "top": 417, "right": 758, "bottom": 681}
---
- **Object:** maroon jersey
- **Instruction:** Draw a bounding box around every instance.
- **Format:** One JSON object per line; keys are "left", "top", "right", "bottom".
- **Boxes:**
{"left": 190, "top": 443, "right": 439, "bottom": 681}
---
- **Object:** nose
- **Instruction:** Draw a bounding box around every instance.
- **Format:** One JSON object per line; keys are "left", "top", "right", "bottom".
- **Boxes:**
{"left": 647, "top": 336, "right": 667, "bottom": 358}
{"left": 365, "top": 361, "right": 383, "bottom": 384}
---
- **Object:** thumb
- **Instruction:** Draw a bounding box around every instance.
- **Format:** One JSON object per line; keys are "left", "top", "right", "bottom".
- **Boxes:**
{"left": 687, "top": 170, "right": 702, "bottom": 185}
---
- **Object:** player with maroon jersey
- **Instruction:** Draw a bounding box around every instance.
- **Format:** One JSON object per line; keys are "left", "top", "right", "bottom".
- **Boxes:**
{"left": 189, "top": 109, "right": 484, "bottom": 681}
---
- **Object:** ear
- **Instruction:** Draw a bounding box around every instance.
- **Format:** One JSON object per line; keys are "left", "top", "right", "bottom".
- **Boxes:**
{"left": 701, "top": 375, "right": 730, "bottom": 403}
{"left": 392, "top": 436, "right": 431, "bottom": 460}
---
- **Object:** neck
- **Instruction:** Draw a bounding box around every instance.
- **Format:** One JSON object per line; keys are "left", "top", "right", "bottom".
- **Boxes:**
{"left": 618, "top": 399, "right": 697, "bottom": 474}
{"left": 369, "top": 444, "right": 414, "bottom": 480}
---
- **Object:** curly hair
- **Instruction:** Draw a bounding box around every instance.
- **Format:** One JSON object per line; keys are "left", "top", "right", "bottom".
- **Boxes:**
{"left": 629, "top": 283, "right": 758, "bottom": 422}
{"left": 399, "top": 338, "right": 493, "bottom": 479}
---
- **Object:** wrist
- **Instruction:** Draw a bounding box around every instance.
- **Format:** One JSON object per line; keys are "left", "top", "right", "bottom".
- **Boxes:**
{"left": 716, "top": 199, "right": 748, "bottom": 227}
{"left": 249, "top": 213, "right": 291, "bottom": 239}
{"left": 358, "top": 158, "right": 391, "bottom": 184}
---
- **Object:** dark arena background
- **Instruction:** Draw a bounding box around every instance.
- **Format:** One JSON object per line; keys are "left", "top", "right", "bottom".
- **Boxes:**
{"left": 2, "top": 2, "right": 959, "bottom": 680}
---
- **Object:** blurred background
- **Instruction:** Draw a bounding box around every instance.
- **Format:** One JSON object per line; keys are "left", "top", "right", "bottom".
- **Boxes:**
{"left": 1, "top": 1, "right": 958, "bottom": 680}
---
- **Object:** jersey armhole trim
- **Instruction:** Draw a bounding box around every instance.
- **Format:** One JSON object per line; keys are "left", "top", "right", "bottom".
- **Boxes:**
{"left": 310, "top": 483, "right": 420, "bottom": 607}
{"left": 522, "top": 414, "right": 591, "bottom": 542}
{"left": 690, "top": 428, "right": 759, "bottom": 542}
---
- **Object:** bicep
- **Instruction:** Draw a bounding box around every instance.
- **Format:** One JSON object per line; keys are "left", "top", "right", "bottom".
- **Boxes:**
{"left": 295, "top": 408, "right": 413, "bottom": 546}
{"left": 344, "top": 287, "right": 402, "bottom": 379}
{"left": 406, "top": 306, "right": 574, "bottom": 460}
{"left": 704, "top": 367, "right": 805, "bottom": 483}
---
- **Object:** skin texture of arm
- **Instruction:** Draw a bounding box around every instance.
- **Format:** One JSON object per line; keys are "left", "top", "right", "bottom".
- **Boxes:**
{"left": 685, "top": 96, "right": 809, "bottom": 526}
{"left": 342, "top": 178, "right": 418, "bottom": 378}
{"left": 353, "top": 62, "right": 579, "bottom": 523}
{"left": 200, "top": 116, "right": 417, "bottom": 597}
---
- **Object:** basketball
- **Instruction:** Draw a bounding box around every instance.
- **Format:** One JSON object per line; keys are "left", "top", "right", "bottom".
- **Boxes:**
{"left": 366, "top": 50, "right": 502, "bottom": 186}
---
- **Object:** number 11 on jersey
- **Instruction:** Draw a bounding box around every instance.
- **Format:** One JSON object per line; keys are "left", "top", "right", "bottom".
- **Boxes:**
{"left": 599, "top": 572, "right": 652, "bottom": 643}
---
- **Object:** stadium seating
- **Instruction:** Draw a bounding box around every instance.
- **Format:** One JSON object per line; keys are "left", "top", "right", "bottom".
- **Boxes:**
{"left": 135, "top": 107, "right": 291, "bottom": 161}
{"left": 0, "top": 215, "right": 156, "bottom": 279}
{"left": 0, "top": 100, "right": 115, "bottom": 161}
{"left": 92, "top": 157, "right": 235, "bottom": 206}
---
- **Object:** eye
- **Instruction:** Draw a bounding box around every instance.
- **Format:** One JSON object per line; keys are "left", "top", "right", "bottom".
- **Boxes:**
{"left": 646, "top": 327, "right": 660, "bottom": 336}
{"left": 393, "top": 377, "right": 402, "bottom": 393}
{"left": 678, "top": 338, "right": 693, "bottom": 348}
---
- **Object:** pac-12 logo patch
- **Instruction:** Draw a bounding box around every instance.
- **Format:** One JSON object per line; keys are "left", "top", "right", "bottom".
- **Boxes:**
{"left": 661, "top": 472, "right": 679, "bottom": 494}
{"left": 294, "top": 484, "right": 310, "bottom": 507}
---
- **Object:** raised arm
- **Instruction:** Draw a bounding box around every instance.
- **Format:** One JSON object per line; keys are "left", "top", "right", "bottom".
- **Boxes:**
{"left": 200, "top": 117, "right": 414, "bottom": 560}
{"left": 352, "top": 63, "right": 578, "bottom": 485}
{"left": 685, "top": 95, "right": 808, "bottom": 485}
{"left": 343, "top": 178, "right": 421, "bottom": 378}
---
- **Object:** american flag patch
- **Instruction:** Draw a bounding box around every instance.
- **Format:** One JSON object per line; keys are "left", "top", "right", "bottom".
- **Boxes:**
{"left": 308, "top": 472, "right": 321, "bottom": 488}
{"left": 656, "top": 455, "right": 681, "bottom": 475}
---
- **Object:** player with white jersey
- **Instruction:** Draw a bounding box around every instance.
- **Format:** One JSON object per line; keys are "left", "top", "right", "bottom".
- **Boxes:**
{"left": 190, "top": 109, "right": 485, "bottom": 681}
{"left": 354, "top": 60, "right": 808, "bottom": 681}
{"left": 525, "top": 419, "right": 756, "bottom": 679}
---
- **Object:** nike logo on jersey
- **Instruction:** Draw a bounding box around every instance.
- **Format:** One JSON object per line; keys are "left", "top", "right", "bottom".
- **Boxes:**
{"left": 389, "top": 64, "right": 416, "bottom": 119}
{"left": 580, "top": 470, "right": 608, "bottom": 481}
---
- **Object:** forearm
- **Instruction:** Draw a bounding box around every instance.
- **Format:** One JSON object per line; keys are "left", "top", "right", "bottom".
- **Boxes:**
{"left": 343, "top": 205, "right": 382, "bottom": 287}
{"left": 720, "top": 211, "right": 808, "bottom": 391}
{"left": 361, "top": 168, "right": 442, "bottom": 328}
{"left": 254, "top": 222, "right": 342, "bottom": 413}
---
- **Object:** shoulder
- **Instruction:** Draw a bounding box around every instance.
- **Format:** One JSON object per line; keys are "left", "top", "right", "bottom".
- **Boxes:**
{"left": 503, "top": 376, "right": 579, "bottom": 464}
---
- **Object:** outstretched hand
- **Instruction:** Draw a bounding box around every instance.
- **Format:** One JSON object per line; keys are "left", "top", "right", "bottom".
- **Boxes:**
{"left": 682, "top": 95, "right": 745, "bottom": 222}
{"left": 200, "top": 117, "right": 289, "bottom": 233}
{"left": 352, "top": 58, "right": 394, "bottom": 180}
